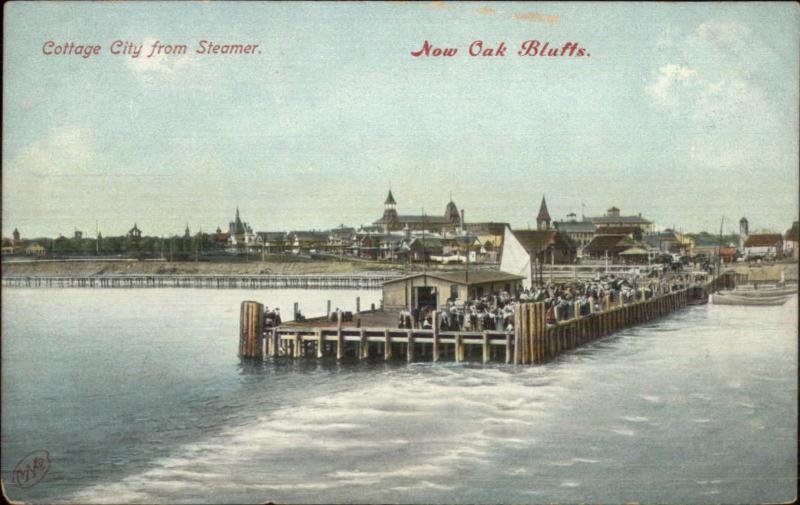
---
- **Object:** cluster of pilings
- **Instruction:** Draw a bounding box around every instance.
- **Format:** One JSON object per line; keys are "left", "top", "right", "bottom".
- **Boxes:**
{"left": 239, "top": 272, "right": 736, "bottom": 364}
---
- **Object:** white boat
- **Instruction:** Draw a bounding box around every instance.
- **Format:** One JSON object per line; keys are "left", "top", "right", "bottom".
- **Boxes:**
{"left": 719, "top": 288, "right": 797, "bottom": 298}
{"left": 712, "top": 293, "right": 789, "bottom": 306}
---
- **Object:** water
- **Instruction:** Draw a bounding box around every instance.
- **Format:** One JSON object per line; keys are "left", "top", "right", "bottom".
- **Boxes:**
{"left": 2, "top": 288, "right": 796, "bottom": 504}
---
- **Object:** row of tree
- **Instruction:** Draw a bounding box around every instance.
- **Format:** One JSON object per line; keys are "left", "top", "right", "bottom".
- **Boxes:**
{"left": 3, "top": 234, "right": 234, "bottom": 258}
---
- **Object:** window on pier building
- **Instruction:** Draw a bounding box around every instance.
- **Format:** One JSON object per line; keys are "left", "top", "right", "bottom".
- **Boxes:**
{"left": 450, "top": 284, "right": 459, "bottom": 301}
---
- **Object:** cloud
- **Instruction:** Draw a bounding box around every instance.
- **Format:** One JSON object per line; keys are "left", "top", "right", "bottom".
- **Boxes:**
{"left": 642, "top": 18, "right": 794, "bottom": 175}
{"left": 695, "top": 20, "right": 751, "bottom": 42}
{"left": 645, "top": 64, "right": 697, "bottom": 103}
{"left": 8, "top": 126, "right": 100, "bottom": 177}
{"left": 475, "top": 6, "right": 496, "bottom": 16}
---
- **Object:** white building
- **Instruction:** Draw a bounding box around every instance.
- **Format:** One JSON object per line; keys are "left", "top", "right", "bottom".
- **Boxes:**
{"left": 743, "top": 234, "right": 783, "bottom": 258}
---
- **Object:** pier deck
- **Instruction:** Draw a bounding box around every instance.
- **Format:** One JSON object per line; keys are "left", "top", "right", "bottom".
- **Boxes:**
{"left": 240, "top": 271, "right": 740, "bottom": 365}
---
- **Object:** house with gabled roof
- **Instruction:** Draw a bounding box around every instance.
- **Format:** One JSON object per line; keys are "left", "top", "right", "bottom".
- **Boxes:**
{"left": 500, "top": 226, "right": 577, "bottom": 288}
{"left": 743, "top": 234, "right": 783, "bottom": 258}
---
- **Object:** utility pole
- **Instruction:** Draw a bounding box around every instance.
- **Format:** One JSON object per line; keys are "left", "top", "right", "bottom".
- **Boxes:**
{"left": 716, "top": 216, "right": 725, "bottom": 277}
{"left": 422, "top": 208, "right": 427, "bottom": 274}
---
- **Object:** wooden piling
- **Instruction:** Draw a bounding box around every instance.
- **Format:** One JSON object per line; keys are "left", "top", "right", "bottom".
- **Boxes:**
{"left": 239, "top": 300, "right": 264, "bottom": 359}
{"left": 482, "top": 331, "right": 489, "bottom": 364}
{"left": 270, "top": 328, "right": 278, "bottom": 357}
{"left": 316, "top": 329, "right": 324, "bottom": 358}
{"left": 384, "top": 329, "right": 392, "bottom": 360}
{"left": 432, "top": 311, "right": 440, "bottom": 362}
{"left": 513, "top": 305, "right": 520, "bottom": 364}
{"left": 505, "top": 333, "right": 512, "bottom": 364}
{"left": 407, "top": 330, "right": 414, "bottom": 363}
{"left": 294, "top": 334, "right": 302, "bottom": 358}
{"left": 360, "top": 328, "right": 368, "bottom": 360}
{"left": 336, "top": 310, "right": 343, "bottom": 360}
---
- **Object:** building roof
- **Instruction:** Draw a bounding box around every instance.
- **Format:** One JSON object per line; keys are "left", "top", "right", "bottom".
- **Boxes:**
{"left": 385, "top": 190, "right": 396, "bottom": 205}
{"left": 291, "top": 231, "right": 329, "bottom": 242}
{"left": 399, "top": 215, "right": 451, "bottom": 224}
{"left": 511, "top": 229, "right": 576, "bottom": 254}
{"left": 597, "top": 226, "right": 641, "bottom": 237}
{"left": 256, "top": 232, "right": 287, "bottom": 241}
{"left": 465, "top": 222, "right": 509, "bottom": 236}
{"left": 385, "top": 270, "right": 524, "bottom": 287}
{"left": 584, "top": 234, "right": 637, "bottom": 254}
{"left": 744, "top": 234, "right": 782, "bottom": 247}
{"left": 619, "top": 247, "right": 649, "bottom": 256}
{"left": 409, "top": 237, "right": 444, "bottom": 249}
{"left": 588, "top": 215, "right": 652, "bottom": 225}
{"left": 554, "top": 220, "right": 596, "bottom": 233}
{"left": 537, "top": 196, "right": 551, "bottom": 222}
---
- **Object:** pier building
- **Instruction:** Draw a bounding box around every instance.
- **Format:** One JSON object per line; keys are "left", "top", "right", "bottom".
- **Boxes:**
{"left": 381, "top": 270, "right": 523, "bottom": 311}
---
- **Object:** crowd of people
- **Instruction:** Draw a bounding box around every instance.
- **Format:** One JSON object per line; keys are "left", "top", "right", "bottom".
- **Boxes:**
{"left": 397, "top": 273, "right": 693, "bottom": 332}
{"left": 263, "top": 307, "right": 282, "bottom": 327}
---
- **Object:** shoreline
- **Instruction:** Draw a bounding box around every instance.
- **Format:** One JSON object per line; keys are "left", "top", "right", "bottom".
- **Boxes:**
{"left": 2, "top": 258, "right": 795, "bottom": 282}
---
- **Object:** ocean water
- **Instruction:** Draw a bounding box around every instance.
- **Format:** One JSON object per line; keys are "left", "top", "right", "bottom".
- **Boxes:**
{"left": 1, "top": 288, "right": 796, "bottom": 504}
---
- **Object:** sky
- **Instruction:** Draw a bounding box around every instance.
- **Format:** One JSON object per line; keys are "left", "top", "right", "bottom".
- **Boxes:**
{"left": 3, "top": 1, "right": 798, "bottom": 238}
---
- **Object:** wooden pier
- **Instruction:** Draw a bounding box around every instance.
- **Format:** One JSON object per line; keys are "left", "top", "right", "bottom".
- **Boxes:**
{"left": 239, "top": 271, "right": 738, "bottom": 364}
{"left": 2, "top": 273, "right": 399, "bottom": 289}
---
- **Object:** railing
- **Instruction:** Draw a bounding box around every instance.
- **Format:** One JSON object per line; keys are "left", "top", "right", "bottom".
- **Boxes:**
{"left": 2, "top": 273, "right": 403, "bottom": 289}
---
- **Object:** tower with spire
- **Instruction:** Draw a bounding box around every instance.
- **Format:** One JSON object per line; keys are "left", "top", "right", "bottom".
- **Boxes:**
{"left": 381, "top": 190, "right": 399, "bottom": 232}
{"left": 536, "top": 196, "right": 551, "bottom": 230}
{"left": 739, "top": 217, "right": 749, "bottom": 251}
{"left": 444, "top": 192, "right": 460, "bottom": 226}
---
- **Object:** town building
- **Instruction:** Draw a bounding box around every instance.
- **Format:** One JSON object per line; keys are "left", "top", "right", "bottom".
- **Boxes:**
{"left": 289, "top": 231, "right": 329, "bottom": 254}
{"left": 462, "top": 222, "right": 507, "bottom": 263}
{"left": 382, "top": 271, "right": 524, "bottom": 311}
{"left": 553, "top": 213, "right": 596, "bottom": 257}
{"left": 643, "top": 229, "right": 692, "bottom": 254}
{"left": 373, "top": 190, "right": 462, "bottom": 234}
{"left": 743, "top": 234, "right": 783, "bottom": 259}
{"left": 500, "top": 226, "right": 578, "bottom": 288}
{"left": 25, "top": 243, "right": 46, "bottom": 256}
{"left": 583, "top": 234, "right": 639, "bottom": 260}
{"left": 784, "top": 221, "right": 798, "bottom": 260}
{"left": 587, "top": 207, "right": 654, "bottom": 233}
{"left": 719, "top": 246, "right": 738, "bottom": 263}
{"left": 128, "top": 224, "right": 142, "bottom": 240}
{"left": 254, "top": 232, "right": 288, "bottom": 253}
{"left": 228, "top": 207, "right": 256, "bottom": 247}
